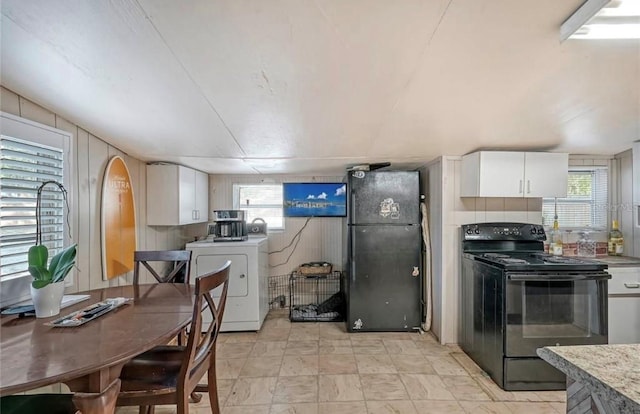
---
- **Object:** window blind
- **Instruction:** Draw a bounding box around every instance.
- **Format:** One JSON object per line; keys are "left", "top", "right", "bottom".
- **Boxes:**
{"left": 233, "top": 184, "right": 284, "bottom": 230}
{"left": 542, "top": 167, "right": 608, "bottom": 229}
{"left": 0, "top": 135, "right": 65, "bottom": 279}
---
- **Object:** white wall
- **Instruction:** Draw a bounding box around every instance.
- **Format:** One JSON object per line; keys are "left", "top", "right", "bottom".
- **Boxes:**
{"left": 615, "top": 149, "right": 638, "bottom": 257}
{"left": 0, "top": 87, "right": 187, "bottom": 294}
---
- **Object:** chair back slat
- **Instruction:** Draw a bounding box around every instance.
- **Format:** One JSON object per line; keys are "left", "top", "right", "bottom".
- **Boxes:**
{"left": 133, "top": 250, "right": 192, "bottom": 284}
{"left": 180, "top": 261, "right": 230, "bottom": 388}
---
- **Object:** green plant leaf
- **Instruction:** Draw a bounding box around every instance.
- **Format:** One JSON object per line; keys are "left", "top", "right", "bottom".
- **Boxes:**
{"left": 32, "top": 279, "right": 51, "bottom": 289}
{"left": 28, "top": 265, "right": 50, "bottom": 281}
{"left": 52, "top": 262, "right": 74, "bottom": 283}
{"left": 28, "top": 245, "right": 48, "bottom": 268}
{"left": 49, "top": 244, "right": 77, "bottom": 281}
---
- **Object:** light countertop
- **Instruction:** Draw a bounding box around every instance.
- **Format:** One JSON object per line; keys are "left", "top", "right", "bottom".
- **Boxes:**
{"left": 591, "top": 255, "right": 640, "bottom": 267}
{"left": 537, "top": 344, "right": 640, "bottom": 412}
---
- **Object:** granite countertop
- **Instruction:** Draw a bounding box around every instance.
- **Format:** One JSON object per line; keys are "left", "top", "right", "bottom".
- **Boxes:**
{"left": 537, "top": 344, "right": 640, "bottom": 412}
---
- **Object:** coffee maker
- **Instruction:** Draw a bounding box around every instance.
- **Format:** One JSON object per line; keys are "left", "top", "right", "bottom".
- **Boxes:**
{"left": 208, "top": 210, "right": 248, "bottom": 242}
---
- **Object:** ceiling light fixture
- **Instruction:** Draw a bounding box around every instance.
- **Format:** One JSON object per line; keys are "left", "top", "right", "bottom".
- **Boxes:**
{"left": 561, "top": 0, "right": 640, "bottom": 41}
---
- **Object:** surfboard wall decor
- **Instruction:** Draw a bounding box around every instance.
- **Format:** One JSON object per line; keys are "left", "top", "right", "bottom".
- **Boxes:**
{"left": 101, "top": 156, "right": 137, "bottom": 280}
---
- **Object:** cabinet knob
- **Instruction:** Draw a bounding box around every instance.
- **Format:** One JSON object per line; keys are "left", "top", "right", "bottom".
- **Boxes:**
{"left": 239, "top": 274, "right": 246, "bottom": 279}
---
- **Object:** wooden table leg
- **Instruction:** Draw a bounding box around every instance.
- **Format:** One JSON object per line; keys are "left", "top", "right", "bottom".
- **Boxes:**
{"left": 72, "top": 378, "right": 120, "bottom": 414}
{"left": 65, "top": 364, "right": 124, "bottom": 414}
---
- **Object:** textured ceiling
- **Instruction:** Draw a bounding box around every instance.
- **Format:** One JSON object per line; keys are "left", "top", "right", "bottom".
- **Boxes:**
{"left": 1, "top": 0, "right": 639, "bottom": 174}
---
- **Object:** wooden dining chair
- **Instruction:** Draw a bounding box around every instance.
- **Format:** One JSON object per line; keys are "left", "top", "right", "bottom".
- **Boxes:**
{"left": 133, "top": 250, "right": 192, "bottom": 285}
{"left": 116, "top": 260, "right": 231, "bottom": 414}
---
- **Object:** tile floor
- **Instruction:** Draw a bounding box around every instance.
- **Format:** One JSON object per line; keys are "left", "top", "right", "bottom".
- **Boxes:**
{"left": 116, "top": 310, "right": 567, "bottom": 413}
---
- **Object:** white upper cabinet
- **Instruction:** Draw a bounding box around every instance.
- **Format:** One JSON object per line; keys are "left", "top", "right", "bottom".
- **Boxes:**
{"left": 460, "top": 151, "right": 568, "bottom": 198}
{"left": 633, "top": 142, "right": 640, "bottom": 205}
{"left": 147, "top": 163, "right": 209, "bottom": 225}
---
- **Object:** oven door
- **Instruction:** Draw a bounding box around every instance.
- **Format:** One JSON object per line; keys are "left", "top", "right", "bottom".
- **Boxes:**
{"left": 505, "top": 272, "right": 610, "bottom": 357}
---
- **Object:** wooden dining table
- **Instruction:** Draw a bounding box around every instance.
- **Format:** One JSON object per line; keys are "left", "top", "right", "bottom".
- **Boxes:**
{"left": 0, "top": 283, "right": 196, "bottom": 414}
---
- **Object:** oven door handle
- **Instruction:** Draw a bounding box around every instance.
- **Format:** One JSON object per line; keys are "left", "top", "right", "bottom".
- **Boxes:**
{"left": 507, "top": 273, "right": 611, "bottom": 282}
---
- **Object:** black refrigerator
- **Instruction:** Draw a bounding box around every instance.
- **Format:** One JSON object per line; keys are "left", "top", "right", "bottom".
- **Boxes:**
{"left": 343, "top": 170, "right": 422, "bottom": 332}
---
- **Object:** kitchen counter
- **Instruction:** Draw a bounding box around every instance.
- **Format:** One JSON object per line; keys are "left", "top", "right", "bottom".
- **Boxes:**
{"left": 537, "top": 344, "right": 640, "bottom": 413}
{"left": 592, "top": 255, "right": 640, "bottom": 267}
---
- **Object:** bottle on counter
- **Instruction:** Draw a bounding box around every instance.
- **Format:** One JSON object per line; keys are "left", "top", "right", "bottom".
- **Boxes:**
{"left": 608, "top": 220, "right": 624, "bottom": 256}
{"left": 550, "top": 219, "right": 563, "bottom": 256}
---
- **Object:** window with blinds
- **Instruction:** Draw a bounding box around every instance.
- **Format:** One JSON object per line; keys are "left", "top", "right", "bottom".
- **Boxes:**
{"left": 0, "top": 135, "right": 67, "bottom": 280}
{"left": 542, "top": 167, "right": 608, "bottom": 229}
{"left": 233, "top": 184, "right": 284, "bottom": 230}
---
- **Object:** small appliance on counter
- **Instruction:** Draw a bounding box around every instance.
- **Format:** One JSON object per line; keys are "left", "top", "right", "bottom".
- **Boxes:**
{"left": 247, "top": 218, "right": 268, "bottom": 236}
{"left": 207, "top": 210, "right": 248, "bottom": 242}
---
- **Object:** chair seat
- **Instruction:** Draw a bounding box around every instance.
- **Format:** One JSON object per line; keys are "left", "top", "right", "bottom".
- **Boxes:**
{"left": 0, "top": 394, "right": 77, "bottom": 414}
{"left": 120, "top": 345, "right": 186, "bottom": 391}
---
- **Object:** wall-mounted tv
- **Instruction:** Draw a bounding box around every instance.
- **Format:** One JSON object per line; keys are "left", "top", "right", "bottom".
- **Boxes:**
{"left": 283, "top": 182, "right": 347, "bottom": 217}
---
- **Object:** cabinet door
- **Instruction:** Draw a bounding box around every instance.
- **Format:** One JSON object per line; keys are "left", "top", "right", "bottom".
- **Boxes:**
{"left": 524, "top": 153, "right": 568, "bottom": 198}
{"left": 477, "top": 152, "right": 525, "bottom": 197}
{"left": 608, "top": 267, "right": 640, "bottom": 344}
{"left": 195, "top": 254, "right": 249, "bottom": 298}
{"left": 178, "top": 166, "right": 196, "bottom": 224}
{"left": 194, "top": 170, "right": 209, "bottom": 223}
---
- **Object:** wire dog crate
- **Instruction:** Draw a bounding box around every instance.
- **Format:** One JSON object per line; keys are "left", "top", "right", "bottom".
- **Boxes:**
{"left": 289, "top": 271, "right": 344, "bottom": 322}
{"left": 268, "top": 274, "right": 290, "bottom": 310}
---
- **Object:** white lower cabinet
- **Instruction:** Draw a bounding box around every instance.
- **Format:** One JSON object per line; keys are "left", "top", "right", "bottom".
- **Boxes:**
{"left": 607, "top": 267, "right": 640, "bottom": 344}
{"left": 186, "top": 237, "right": 269, "bottom": 332}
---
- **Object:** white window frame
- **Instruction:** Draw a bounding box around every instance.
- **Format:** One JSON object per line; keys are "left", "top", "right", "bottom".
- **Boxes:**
{"left": 0, "top": 112, "right": 74, "bottom": 308}
{"left": 232, "top": 183, "right": 284, "bottom": 231}
{"left": 542, "top": 166, "right": 608, "bottom": 231}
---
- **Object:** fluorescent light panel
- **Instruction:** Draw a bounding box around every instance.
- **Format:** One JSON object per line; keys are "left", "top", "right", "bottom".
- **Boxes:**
{"left": 561, "top": 0, "right": 640, "bottom": 40}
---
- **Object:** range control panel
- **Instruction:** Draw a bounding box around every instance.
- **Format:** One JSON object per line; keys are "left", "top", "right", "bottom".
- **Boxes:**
{"left": 461, "top": 222, "right": 546, "bottom": 242}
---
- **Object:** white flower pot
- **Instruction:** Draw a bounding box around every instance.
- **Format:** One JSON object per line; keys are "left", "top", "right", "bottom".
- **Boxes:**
{"left": 30, "top": 282, "right": 65, "bottom": 318}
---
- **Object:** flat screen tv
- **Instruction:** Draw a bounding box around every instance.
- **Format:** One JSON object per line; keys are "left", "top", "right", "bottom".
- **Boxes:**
{"left": 283, "top": 182, "right": 347, "bottom": 217}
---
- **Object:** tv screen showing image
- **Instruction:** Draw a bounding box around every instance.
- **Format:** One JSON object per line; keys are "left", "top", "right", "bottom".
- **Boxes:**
{"left": 283, "top": 182, "right": 347, "bottom": 217}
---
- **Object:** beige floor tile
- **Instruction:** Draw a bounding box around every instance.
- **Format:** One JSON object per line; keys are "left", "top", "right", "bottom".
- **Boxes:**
{"left": 390, "top": 354, "right": 436, "bottom": 374}
{"left": 270, "top": 403, "right": 319, "bottom": 414}
{"left": 318, "top": 339, "right": 353, "bottom": 355}
{"left": 415, "top": 341, "right": 453, "bottom": 357}
{"left": 458, "top": 401, "right": 512, "bottom": 413}
{"left": 226, "top": 377, "right": 277, "bottom": 406}
{"left": 223, "top": 331, "right": 259, "bottom": 343}
{"left": 318, "top": 354, "right": 358, "bottom": 374}
{"left": 280, "top": 355, "right": 319, "bottom": 376}
{"left": 549, "top": 402, "right": 566, "bottom": 413}
{"left": 474, "top": 375, "right": 542, "bottom": 402}
{"left": 412, "top": 400, "right": 466, "bottom": 413}
{"left": 317, "top": 401, "right": 367, "bottom": 414}
{"left": 382, "top": 339, "right": 422, "bottom": 355}
{"left": 426, "top": 355, "right": 468, "bottom": 376}
{"left": 217, "top": 358, "right": 246, "bottom": 379}
{"left": 215, "top": 378, "right": 237, "bottom": 406}
{"left": 360, "top": 373, "right": 409, "bottom": 401}
{"left": 289, "top": 331, "right": 320, "bottom": 341}
{"left": 263, "top": 315, "right": 292, "bottom": 329}
{"left": 451, "top": 352, "right": 486, "bottom": 377}
{"left": 251, "top": 341, "right": 287, "bottom": 357}
{"left": 504, "top": 402, "right": 559, "bottom": 413}
{"left": 286, "top": 340, "right": 319, "bottom": 355}
{"left": 318, "top": 374, "right": 363, "bottom": 402}
{"left": 399, "top": 373, "right": 455, "bottom": 400}
{"left": 352, "top": 344, "right": 388, "bottom": 355}
{"left": 355, "top": 354, "right": 397, "bottom": 374}
{"left": 411, "top": 331, "right": 440, "bottom": 343}
{"left": 350, "top": 337, "right": 385, "bottom": 347}
{"left": 259, "top": 327, "right": 293, "bottom": 341}
{"left": 273, "top": 376, "right": 318, "bottom": 404}
{"left": 366, "top": 400, "right": 418, "bottom": 414}
{"left": 240, "top": 356, "right": 284, "bottom": 377}
{"left": 534, "top": 391, "right": 566, "bottom": 402}
{"left": 441, "top": 376, "right": 491, "bottom": 401}
{"left": 218, "top": 342, "right": 255, "bottom": 359}
{"left": 319, "top": 322, "right": 349, "bottom": 339}
{"left": 222, "top": 405, "right": 271, "bottom": 414}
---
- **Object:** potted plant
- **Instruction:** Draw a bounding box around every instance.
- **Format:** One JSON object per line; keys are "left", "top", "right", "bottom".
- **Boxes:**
{"left": 28, "top": 180, "right": 76, "bottom": 318}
